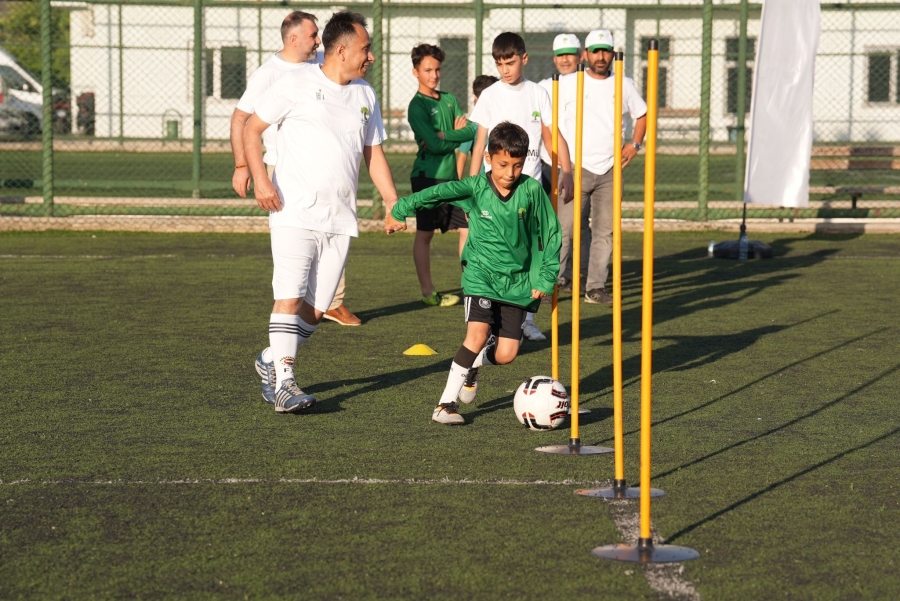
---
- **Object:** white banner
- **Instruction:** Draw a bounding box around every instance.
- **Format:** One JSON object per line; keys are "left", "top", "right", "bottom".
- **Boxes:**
{"left": 744, "top": 0, "right": 821, "bottom": 208}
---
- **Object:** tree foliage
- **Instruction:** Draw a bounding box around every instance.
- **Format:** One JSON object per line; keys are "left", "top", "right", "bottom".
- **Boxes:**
{"left": 0, "top": 1, "right": 70, "bottom": 90}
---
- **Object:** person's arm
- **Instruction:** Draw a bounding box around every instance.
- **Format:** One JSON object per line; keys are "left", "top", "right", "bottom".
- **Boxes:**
{"left": 542, "top": 123, "right": 574, "bottom": 204}
{"left": 243, "top": 114, "right": 280, "bottom": 212}
{"left": 363, "top": 144, "right": 404, "bottom": 233}
{"left": 408, "top": 100, "right": 458, "bottom": 155}
{"left": 391, "top": 178, "right": 475, "bottom": 222}
{"left": 622, "top": 115, "right": 647, "bottom": 168}
{"left": 532, "top": 183, "right": 562, "bottom": 297}
{"left": 468, "top": 125, "right": 488, "bottom": 177}
{"left": 441, "top": 120, "right": 477, "bottom": 143}
{"left": 455, "top": 150, "right": 469, "bottom": 180}
{"left": 230, "top": 108, "right": 253, "bottom": 197}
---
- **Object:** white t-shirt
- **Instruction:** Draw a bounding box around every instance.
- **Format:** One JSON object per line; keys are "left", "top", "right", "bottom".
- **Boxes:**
{"left": 468, "top": 80, "right": 552, "bottom": 181}
{"left": 254, "top": 63, "right": 385, "bottom": 236}
{"left": 237, "top": 52, "right": 324, "bottom": 165}
{"left": 558, "top": 71, "right": 647, "bottom": 176}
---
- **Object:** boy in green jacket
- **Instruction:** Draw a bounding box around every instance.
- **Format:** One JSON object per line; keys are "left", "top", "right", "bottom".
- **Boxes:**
{"left": 386, "top": 122, "right": 561, "bottom": 425}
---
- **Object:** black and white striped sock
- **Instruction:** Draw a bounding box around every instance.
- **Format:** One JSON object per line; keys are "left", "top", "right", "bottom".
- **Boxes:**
{"left": 269, "top": 313, "right": 318, "bottom": 388}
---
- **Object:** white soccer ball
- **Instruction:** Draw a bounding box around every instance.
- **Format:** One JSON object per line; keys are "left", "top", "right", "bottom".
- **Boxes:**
{"left": 513, "top": 376, "right": 569, "bottom": 431}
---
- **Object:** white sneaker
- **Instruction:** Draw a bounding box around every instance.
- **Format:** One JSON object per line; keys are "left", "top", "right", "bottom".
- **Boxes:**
{"left": 522, "top": 321, "right": 546, "bottom": 342}
{"left": 432, "top": 402, "right": 465, "bottom": 425}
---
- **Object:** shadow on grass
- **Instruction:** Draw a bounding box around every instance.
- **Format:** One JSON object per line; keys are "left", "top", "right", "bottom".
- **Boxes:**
{"left": 352, "top": 288, "right": 464, "bottom": 323}
{"left": 665, "top": 425, "right": 900, "bottom": 544}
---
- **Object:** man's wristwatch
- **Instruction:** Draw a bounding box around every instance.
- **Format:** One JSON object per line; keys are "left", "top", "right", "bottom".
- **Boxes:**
{"left": 631, "top": 142, "right": 641, "bottom": 151}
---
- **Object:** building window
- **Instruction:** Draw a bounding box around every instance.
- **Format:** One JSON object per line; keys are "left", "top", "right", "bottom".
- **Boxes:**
{"left": 202, "top": 46, "right": 247, "bottom": 100}
{"left": 726, "top": 37, "right": 754, "bottom": 114}
{"left": 641, "top": 37, "right": 670, "bottom": 109}
{"left": 220, "top": 47, "right": 247, "bottom": 99}
{"left": 866, "top": 52, "right": 900, "bottom": 103}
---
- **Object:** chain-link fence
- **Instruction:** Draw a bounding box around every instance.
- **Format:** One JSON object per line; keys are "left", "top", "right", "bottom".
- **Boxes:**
{"left": 1, "top": 0, "right": 899, "bottom": 223}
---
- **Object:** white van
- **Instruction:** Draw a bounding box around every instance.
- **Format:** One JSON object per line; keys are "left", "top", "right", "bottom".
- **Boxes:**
{"left": 0, "top": 45, "right": 44, "bottom": 132}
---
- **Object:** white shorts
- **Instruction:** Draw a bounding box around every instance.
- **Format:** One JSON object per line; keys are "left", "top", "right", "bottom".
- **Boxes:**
{"left": 270, "top": 227, "right": 350, "bottom": 312}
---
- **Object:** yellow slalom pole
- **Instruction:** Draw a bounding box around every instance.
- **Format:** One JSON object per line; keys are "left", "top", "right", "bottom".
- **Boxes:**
{"left": 550, "top": 74, "right": 560, "bottom": 382}
{"left": 639, "top": 39, "right": 660, "bottom": 548}
{"left": 570, "top": 64, "right": 585, "bottom": 444}
{"left": 611, "top": 53, "right": 626, "bottom": 489}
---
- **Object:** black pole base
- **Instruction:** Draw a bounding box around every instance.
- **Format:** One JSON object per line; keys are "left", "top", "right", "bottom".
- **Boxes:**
{"left": 592, "top": 538, "right": 700, "bottom": 564}
{"left": 575, "top": 478, "right": 665, "bottom": 499}
{"left": 711, "top": 239, "right": 773, "bottom": 260}
{"left": 536, "top": 438, "right": 614, "bottom": 455}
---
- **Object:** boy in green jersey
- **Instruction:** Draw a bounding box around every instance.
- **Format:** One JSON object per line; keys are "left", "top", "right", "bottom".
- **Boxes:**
{"left": 407, "top": 44, "right": 477, "bottom": 307}
{"left": 386, "top": 122, "right": 561, "bottom": 425}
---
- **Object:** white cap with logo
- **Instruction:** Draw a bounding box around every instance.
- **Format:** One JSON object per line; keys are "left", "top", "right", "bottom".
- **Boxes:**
{"left": 552, "top": 33, "right": 582, "bottom": 56}
{"left": 585, "top": 29, "right": 614, "bottom": 52}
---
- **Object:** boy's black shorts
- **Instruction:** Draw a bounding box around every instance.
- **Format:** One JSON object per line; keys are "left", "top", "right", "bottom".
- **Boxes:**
{"left": 464, "top": 295, "right": 527, "bottom": 340}
{"left": 411, "top": 175, "right": 468, "bottom": 233}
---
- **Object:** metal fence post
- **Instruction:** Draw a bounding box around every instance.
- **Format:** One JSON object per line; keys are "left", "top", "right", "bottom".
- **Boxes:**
{"left": 118, "top": 3, "right": 124, "bottom": 145}
{"left": 475, "top": 0, "right": 483, "bottom": 77}
{"left": 192, "top": 0, "right": 203, "bottom": 199}
{"left": 40, "top": 0, "right": 54, "bottom": 214}
{"left": 734, "top": 0, "right": 749, "bottom": 201}
{"left": 372, "top": 0, "right": 383, "bottom": 98}
{"left": 697, "top": 0, "right": 713, "bottom": 220}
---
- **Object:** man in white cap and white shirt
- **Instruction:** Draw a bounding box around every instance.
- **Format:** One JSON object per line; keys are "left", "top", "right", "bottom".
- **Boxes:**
{"left": 538, "top": 33, "right": 586, "bottom": 294}
{"left": 558, "top": 29, "right": 646, "bottom": 305}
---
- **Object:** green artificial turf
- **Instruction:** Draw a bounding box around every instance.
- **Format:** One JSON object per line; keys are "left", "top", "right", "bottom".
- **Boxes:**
{"left": 1, "top": 230, "right": 899, "bottom": 599}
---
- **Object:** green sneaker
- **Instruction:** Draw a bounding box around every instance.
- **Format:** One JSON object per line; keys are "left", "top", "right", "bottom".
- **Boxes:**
{"left": 422, "top": 291, "right": 460, "bottom": 307}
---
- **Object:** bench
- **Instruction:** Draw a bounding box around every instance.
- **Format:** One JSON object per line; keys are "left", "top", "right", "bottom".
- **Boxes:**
{"left": 810, "top": 146, "right": 900, "bottom": 207}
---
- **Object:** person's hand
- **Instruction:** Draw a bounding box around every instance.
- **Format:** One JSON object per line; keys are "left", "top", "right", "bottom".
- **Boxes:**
{"left": 531, "top": 289, "right": 548, "bottom": 300}
{"left": 559, "top": 171, "right": 575, "bottom": 204}
{"left": 232, "top": 167, "right": 251, "bottom": 198}
{"left": 453, "top": 115, "right": 468, "bottom": 130}
{"left": 622, "top": 143, "right": 638, "bottom": 168}
{"left": 254, "top": 177, "right": 282, "bottom": 212}
{"left": 384, "top": 212, "right": 407, "bottom": 234}
{"left": 437, "top": 131, "right": 445, "bottom": 140}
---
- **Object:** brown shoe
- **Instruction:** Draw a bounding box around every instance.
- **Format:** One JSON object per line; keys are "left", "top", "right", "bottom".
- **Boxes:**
{"left": 323, "top": 304, "right": 362, "bottom": 326}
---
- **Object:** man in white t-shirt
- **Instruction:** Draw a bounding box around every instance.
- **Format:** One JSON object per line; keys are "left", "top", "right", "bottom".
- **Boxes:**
{"left": 468, "top": 31, "right": 574, "bottom": 342}
{"left": 242, "top": 12, "right": 401, "bottom": 413}
{"left": 537, "top": 33, "right": 586, "bottom": 293}
{"left": 559, "top": 29, "right": 647, "bottom": 305}
{"left": 229, "top": 12, "right": 360, "bottom": 328}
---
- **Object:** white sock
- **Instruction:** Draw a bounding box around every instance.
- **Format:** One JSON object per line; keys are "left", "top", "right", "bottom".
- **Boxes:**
{"left": 473, "top": 344, "right": 494, "bottom": 368}
{"left": 269, "top": 314, "right": 318, "bottom": 388}
{"left": 525, "top": 312, "right": 535, "bottom": 322}
{"left": 439, "top": 362, "right": 470, "bottom": 406}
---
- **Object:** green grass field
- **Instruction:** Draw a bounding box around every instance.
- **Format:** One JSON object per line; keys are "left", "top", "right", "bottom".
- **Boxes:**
{"left": 1, "top": 230, "right": 899, "bottom": 599}
{"left": 3, "top": 148, "right": 898, "bottom": 203}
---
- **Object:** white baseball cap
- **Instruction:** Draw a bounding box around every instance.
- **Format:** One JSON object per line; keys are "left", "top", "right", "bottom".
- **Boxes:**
{"left": 552, "top": 33, "right": 582, "bottom": 56}
{"left": 585, "top": 29, "right": 614, "bottom": 52}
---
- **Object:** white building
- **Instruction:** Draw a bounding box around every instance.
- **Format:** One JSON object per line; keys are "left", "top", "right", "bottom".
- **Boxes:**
{"left": 60, "top": 1, "right": 900, "bottom": 144}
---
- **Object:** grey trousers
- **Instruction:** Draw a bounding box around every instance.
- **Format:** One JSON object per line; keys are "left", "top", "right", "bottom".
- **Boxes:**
{"left": 582, "top": 168, "right": 614, "bottom": 292}
{"left": 543, "top": 161, "right": 591, "bottom": 283}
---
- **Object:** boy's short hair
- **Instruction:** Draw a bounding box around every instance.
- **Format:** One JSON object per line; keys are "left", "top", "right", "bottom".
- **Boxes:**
{"left": 492, "top": 32, "right": 527, "bottom": 61}
{"left": 472, "top": 75, "right": 498, "bottom": 98}
{"left": 281, "top": 11, "right": 317, "bottom": 42}
{"left": 411, "top": 44, "right": 445, "bottom": 67}
{"left": 322, "top": 11, "right": 367, "bottom": 54}
{"left": 488, "top": 122, "right": 530, "bottom": 158}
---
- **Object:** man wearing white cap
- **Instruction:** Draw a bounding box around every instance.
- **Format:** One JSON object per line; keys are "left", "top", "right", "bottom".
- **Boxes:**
{"left": 538, "top": 33, "right": 587, "bottom": 293}
{"left": 558, "top": 29, "right": 647, "bottom": 305}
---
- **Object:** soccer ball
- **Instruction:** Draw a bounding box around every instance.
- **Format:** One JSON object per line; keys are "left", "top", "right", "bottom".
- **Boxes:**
{"left": 513, "top": 376, "right": 569, "bottom": 431}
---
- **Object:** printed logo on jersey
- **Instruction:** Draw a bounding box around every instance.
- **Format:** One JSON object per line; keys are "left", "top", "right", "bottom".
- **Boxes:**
{"left": 480, "top": 210, "right": 493, "bottom": 220}
{"left": 430, "top": 108, "right": 438, "bottom": 116}
{"left": 479, "top": 298, "right": 492, "bottom": 309}
{"left": 316, "top": 89, "right": 323, "bottom": 101}
{"left": 531, "top": 110, "right": 541, "bottom": 122}
{"left": 360, "top": 106, "right": 370, "bottom": 124}
{"left": 518, "top": 207, "right": 526, "bottom": 221}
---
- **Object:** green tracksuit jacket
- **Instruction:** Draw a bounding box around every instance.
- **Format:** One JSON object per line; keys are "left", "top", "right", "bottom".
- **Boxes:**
{"left": 407, "top": 91, "right": 477, "bottom": 180}
{"left": 392, "top": 174, "right": 561, "bottom": 312}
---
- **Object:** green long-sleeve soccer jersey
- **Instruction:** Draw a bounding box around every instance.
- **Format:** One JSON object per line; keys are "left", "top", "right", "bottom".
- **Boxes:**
{"left": 392, "top": 174, "right": 561, "bottom": 312}
{"left": 407, "top": 91, "right": 477, "bottom": 180}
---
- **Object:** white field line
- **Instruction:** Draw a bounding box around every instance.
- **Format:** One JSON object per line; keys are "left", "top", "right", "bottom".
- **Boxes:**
{"left": 0, "top": 477, "right": 606, "bottom": 486}
{"left": 604, "top": 500, "right": 702, "bottom": 601}
{"left": 0, "top": 254, "right": 176, "bottom": 260}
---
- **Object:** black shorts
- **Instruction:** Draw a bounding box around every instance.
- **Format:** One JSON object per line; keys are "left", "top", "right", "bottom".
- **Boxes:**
{"left": 464, "top": 295, "right": 527, "bottom": 340}
{"left": 411, "top": 175, "right": 469, "bottom": 233}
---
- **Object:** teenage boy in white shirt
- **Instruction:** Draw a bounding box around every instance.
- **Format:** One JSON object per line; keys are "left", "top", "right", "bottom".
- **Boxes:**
{"left": 558, "top": 29, "right": 647, "bottom": 305}
{"left": 242, "top": 12, "right": 400, "bottom": 412}
{"left": 468, "top": 31, "right": 574, "bottom": 342}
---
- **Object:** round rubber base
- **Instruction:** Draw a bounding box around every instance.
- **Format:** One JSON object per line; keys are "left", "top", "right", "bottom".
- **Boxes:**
{"left": 592, "top": 543, "right": 700, "bottom": 563}
{"left": 535, "top": 444, "right": 613, "bottom": 455}
{"left": 575, "top": 486, "right": 665, "bottom": 499}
